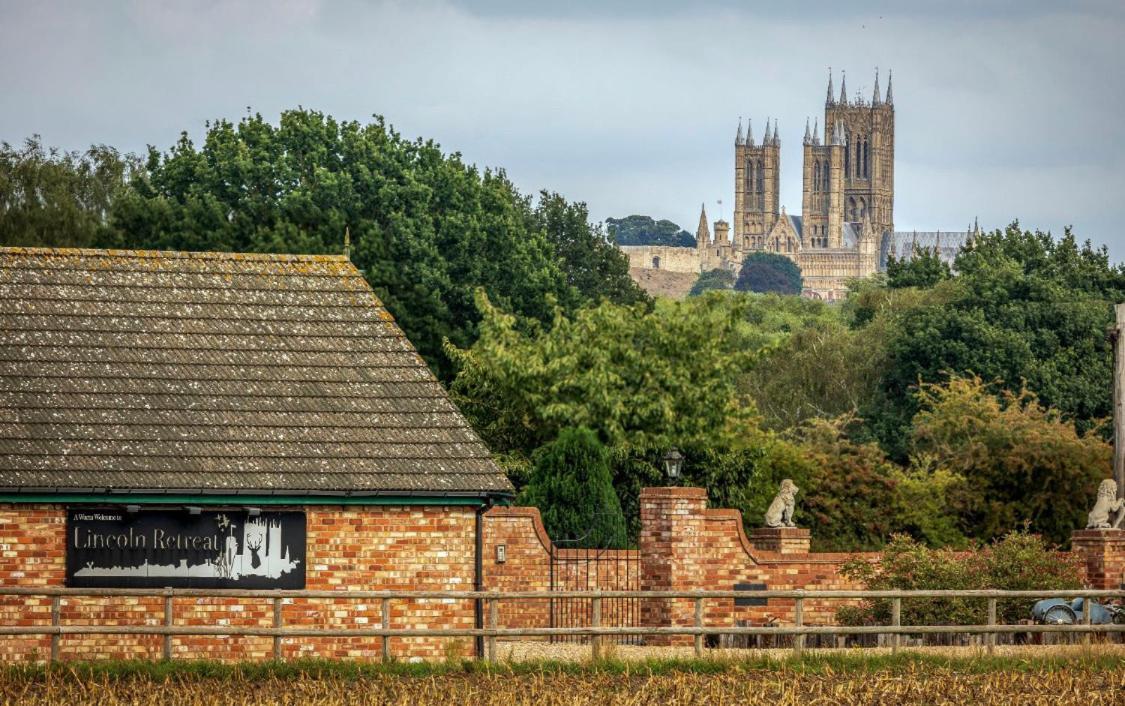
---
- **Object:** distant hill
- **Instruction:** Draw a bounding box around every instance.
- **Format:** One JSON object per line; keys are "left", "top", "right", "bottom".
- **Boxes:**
{"left": 607, "top": 215, "right": 696, "bottom": 247}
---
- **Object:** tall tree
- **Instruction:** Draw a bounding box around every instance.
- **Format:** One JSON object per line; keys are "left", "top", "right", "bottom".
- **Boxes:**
{"left": 0, "top": 137, "right": 135, "bottom": 247}
{"left": 735, "top": 252, "right": 803, "bottom": 295}
{"left": 520, "top": 428, "right": 627, "bottom": 548}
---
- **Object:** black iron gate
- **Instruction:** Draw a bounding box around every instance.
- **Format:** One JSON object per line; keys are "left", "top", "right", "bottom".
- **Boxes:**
{"left": 548, "top": 543, "right": 641, "bottom": 644}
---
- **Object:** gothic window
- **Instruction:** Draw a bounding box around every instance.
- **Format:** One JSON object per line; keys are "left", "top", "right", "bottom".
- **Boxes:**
{"left": 855, "top": 140, "right": 862, "bottom": 177}
{"left": 847, "top": 196, "right": 857, "bottom": 221}
{"left": 813, "top": 162, "right": 820, "bottom": 192}
{"left": 844, "top": 139, "right": 850, "bottom": 176}
{"left": 756, "top": 160, "right": 764, "bottom": 193}
{"left": 746, "top": 161, "right": 754, "bottom": 194}
{"left": 857, "top": 197, "right": 866, "bottom": 220}
{"left": 863, "top": 140, "right": 870, "bottom": 178}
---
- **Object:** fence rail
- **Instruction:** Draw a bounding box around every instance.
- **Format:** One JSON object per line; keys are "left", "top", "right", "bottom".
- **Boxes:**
{"left": 3, "top": 588, "right": 1123, "bottom": 662}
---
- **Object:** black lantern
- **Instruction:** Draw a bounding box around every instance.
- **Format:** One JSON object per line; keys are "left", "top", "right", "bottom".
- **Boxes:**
{"left": 663, "top": 448, "right": 684, "bottom": 480}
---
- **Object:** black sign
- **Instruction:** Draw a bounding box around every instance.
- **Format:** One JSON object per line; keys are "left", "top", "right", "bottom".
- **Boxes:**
{"left": 66, "top": 508, "right": 306, "bottom": 589}
{"left": 734, "top": 582, "right": 768, "bottom": 607}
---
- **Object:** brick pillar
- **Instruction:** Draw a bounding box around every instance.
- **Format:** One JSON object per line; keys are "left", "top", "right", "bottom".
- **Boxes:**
{"left": 749, "top": 527, "right": 811, "bottom": 554}
{"left": 1071, "top": 529, "right": 1125, "bottom": 589}
{"left": 639, "top": 487, "right": 708, "bottom": 645}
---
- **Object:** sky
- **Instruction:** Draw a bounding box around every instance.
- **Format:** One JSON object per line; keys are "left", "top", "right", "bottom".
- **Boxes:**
{"left": 2, "top": 0, "right": 1124, "bottom": 257}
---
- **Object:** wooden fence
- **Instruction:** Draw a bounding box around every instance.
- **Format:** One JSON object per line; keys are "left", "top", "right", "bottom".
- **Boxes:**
{"left": 2, "top": 587, "right": 1124, "bottom": 663}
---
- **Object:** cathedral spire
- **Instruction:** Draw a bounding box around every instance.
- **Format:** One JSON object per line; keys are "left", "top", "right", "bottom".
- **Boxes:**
{"left": 885, "top": 69, "right": 894, "bottom": 105}
{"left": 736, "top": 117, "right": 744, "bottom": 146}
{"left": 813, "top": 118, "right": 820, "bottom": 145}
{"left": 772, "top": 119, "right": 780, "bottom": 145}
{"left": 826, "top": 67, "right": 835, "bottom": 105}
{"left": 696, "top": 203, "right": 710, "bottom": 246}
{"left": 872, "top": 67, "right": 881, "bottom": 104}
{"left": 839, "top": 70, "right": 848, "bottom": 104}
{"left": 746, "top": 118, "right": 755, "bottom": 146}
{"left": 804, "top": 117, "right": 811, "bottom": 144}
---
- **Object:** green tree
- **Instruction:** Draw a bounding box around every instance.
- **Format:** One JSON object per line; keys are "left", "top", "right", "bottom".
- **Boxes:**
{"left": 734, "top": 252, "right": 802, "bottom": 295}
{"left": 868, "top": 223, "right": 1125, "bottom": 457}
{"left": 97, "top": 110, "right": 642, "bottom": 379}
{"left": 606, "top": 215, "right": 695, "bottom": 247}
{"left": 446, "top": 291, "right": 762, "bottom": 531}
{"left": 909, "top": 375, "right": 1109, "bottom": 545}
{"left": 532, "top": 192, "right": 649, "bottom": 307}
{"left": 0, "top": 137, "right": 136, "bottom": 247}
{"left": 885, "top": 248, "right": 950, "bottom": 289}
{"left": 689, "top": 268, "right": 735, "bottom": 296}
{"left": 520, "top": 428, "right": 627, "bottom": 548}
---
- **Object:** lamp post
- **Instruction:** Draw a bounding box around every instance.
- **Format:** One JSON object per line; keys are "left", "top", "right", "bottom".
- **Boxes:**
{"left": 663, "top": 448, "right": 684, "bottom": 485}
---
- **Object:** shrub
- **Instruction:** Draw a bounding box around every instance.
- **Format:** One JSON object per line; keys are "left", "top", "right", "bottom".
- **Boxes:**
{"left": 836, "top": 531, "right": 1083, "bottom": 627}
{"left": 519, "top": 428, "right": 628, "bottom": 548}
{"left": 734, "top": 252, "right": 802, "bottom": 295}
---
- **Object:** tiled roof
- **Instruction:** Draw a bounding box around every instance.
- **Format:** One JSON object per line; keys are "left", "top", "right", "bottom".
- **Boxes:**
{"left": 0, "top": 247, "right": 513, "bottom": 496}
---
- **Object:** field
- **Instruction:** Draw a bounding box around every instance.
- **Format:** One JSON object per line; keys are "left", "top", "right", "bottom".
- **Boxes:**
{"left": 2, "top": 650, "right": 1123, "bottom": 705}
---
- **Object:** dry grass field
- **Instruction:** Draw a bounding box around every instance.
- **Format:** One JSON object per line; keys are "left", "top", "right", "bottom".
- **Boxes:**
{"left": 2, "top": 650, "right": 1123, "bottom": 706}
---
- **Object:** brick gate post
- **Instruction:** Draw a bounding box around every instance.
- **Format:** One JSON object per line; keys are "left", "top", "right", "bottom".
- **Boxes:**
{"left": 638, "top": 487, "right": 709, "bottom": 645}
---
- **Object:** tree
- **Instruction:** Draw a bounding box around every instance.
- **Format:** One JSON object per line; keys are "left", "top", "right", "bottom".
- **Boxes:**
{"left": 606, "top": 215, "right": 695, "bottom": 247}
{"left": 909, "top": 375, "right": 1109, "bottom": 545}
{"left": 865, "top": 224, "right": 1125, "bottom": 458}
{"left": 520, "top": 428, "right": 627, "bottom": 548}
{"left": 885, "top": 247, "right": 950, "bottom": 289}
{"left": 689, "top": 268, "right": 735, "bottom": 296}
{"left": 0, "top": 137, "right": 136, "bottom": 247}
{"left": 734, "top": 252, "right": 802, "bottom": 295}
{"left": 96, "top": 110, "right": 644, "bottom": 379}
{"left": 446, "top": 291, "right": 762, "bottom": 531}
{"left": 532, "top": 192, "right": 649, "bottom": 307}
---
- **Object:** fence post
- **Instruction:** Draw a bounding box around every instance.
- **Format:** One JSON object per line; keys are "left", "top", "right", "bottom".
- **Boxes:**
{"left": 793, "top": 597, "right": 804, "bottom": 655}
{"left": 694, "top": 597, "right": 703, "bottom": 658}
{"left": 163, "top": 593, "right": 173, "bottom": 661}
{"left": 591, "top": 595, "right": 602, "bottom": 661}
{"left": 381, "top": 598, "right": 390, "bottom": 661}
{"left": 1082, "top": 596, "right": 1092, "bottom": 647}
{"left": 50, "top": 596, "right": 60, "bottom": 664}
{"left": 987, "top": 599, "right": 997, "bottom": 655}
{"left": 891, "top": 597, "right": 901, "bottom": 654}
{"left": 487, "top": 597, "right": 498, "bottom": 664}
{"left": 272, "top": 598, "right": 282, "bottom": 660}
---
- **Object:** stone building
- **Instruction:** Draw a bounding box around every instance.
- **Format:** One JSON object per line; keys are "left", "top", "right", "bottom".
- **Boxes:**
{"left": 620, "top": 71, "right": 971, "bottom": 301}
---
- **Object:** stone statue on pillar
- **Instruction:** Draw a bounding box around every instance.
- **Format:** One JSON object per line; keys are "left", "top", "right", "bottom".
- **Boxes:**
{"left": 1086, "top": 479, "right": 1125, "bottom": 529}
{"left": 764, "top": 479, "right": 799, "bottom": 528}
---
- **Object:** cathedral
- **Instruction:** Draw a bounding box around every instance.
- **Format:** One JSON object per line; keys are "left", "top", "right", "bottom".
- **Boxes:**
{"left": 620, "top": 70, "right": 971, "bottom": 300}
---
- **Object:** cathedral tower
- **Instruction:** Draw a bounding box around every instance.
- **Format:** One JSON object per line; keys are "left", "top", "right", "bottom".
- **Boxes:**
{"left": 733, "top": 118, "right": 780, "bottom": 252}
{"left": 821, "top": 68, "right": 895, "bottom": 237}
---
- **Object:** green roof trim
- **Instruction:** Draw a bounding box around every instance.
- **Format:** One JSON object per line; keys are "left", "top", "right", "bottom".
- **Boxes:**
{"left": 0, "top": 494, "right": 488, "bottom": 507}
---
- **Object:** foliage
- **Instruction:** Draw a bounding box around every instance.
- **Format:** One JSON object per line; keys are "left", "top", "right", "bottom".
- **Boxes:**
{"left": 734, "top": 251, "right": 802, "bottom": 295}
{"left": 689, "top": 268, "right": 734, "bottom": 296}
{"left": 837, "top": 531, "right": 1083, "bottom": 627}
{"left": 606, "top": 214, "right": 695, "bottom": 247}
{"left": 885, "top": 248, "right": 951, "bottom": 289}
{"left": 6, "top": 115, "right": 643, "bottom": 379}
{"left": 910, "top": 375, "right": 1109, "bottom": 545}
{"left": 446, "top": 291, "right": 761, "bottom": 533}
{"left": 0, "top": 137, "right": 136, "bottom": 247}
{"left": 519, "top": 428, "right": 627, "bottom": 548}
{"left": 869, "top": 223, "right": 1125, "bottom": 457}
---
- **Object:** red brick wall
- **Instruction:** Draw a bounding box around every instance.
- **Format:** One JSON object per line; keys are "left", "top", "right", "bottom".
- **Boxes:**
{"left": 481, "top": 507, "right": 639, "bottom": 632}
{"left": 639, "top": 487, "right": 871, "bottom": 645}
{"left": 0, "top": 504, "right": 479, "bottom": 662}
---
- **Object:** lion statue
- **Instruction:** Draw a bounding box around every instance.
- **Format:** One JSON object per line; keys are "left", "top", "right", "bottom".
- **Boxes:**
{"left": 764, "top": 479, "right": 799, "bottom": 528}
{"left": 1086, "top": 479, "right": 1125, "bottom": 529}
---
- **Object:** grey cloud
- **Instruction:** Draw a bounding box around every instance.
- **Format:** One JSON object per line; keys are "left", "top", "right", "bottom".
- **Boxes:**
{"left": 1, "top": 0, "right": 1123, "bottom": 258}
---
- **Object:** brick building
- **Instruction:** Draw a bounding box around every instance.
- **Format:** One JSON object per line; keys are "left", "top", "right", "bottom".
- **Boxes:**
{"left": 0, "top": 247, "right": 513, "bottom": 660}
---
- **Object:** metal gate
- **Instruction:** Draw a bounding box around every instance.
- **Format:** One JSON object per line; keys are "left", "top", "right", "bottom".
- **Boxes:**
{"left": 548, "top": 543, "right": 641, "bottom": 644}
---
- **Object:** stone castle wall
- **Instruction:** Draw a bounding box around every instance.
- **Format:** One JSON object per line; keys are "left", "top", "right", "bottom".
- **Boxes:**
{"left": 618, "top": 245, "right": 702, "bottom": 274}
